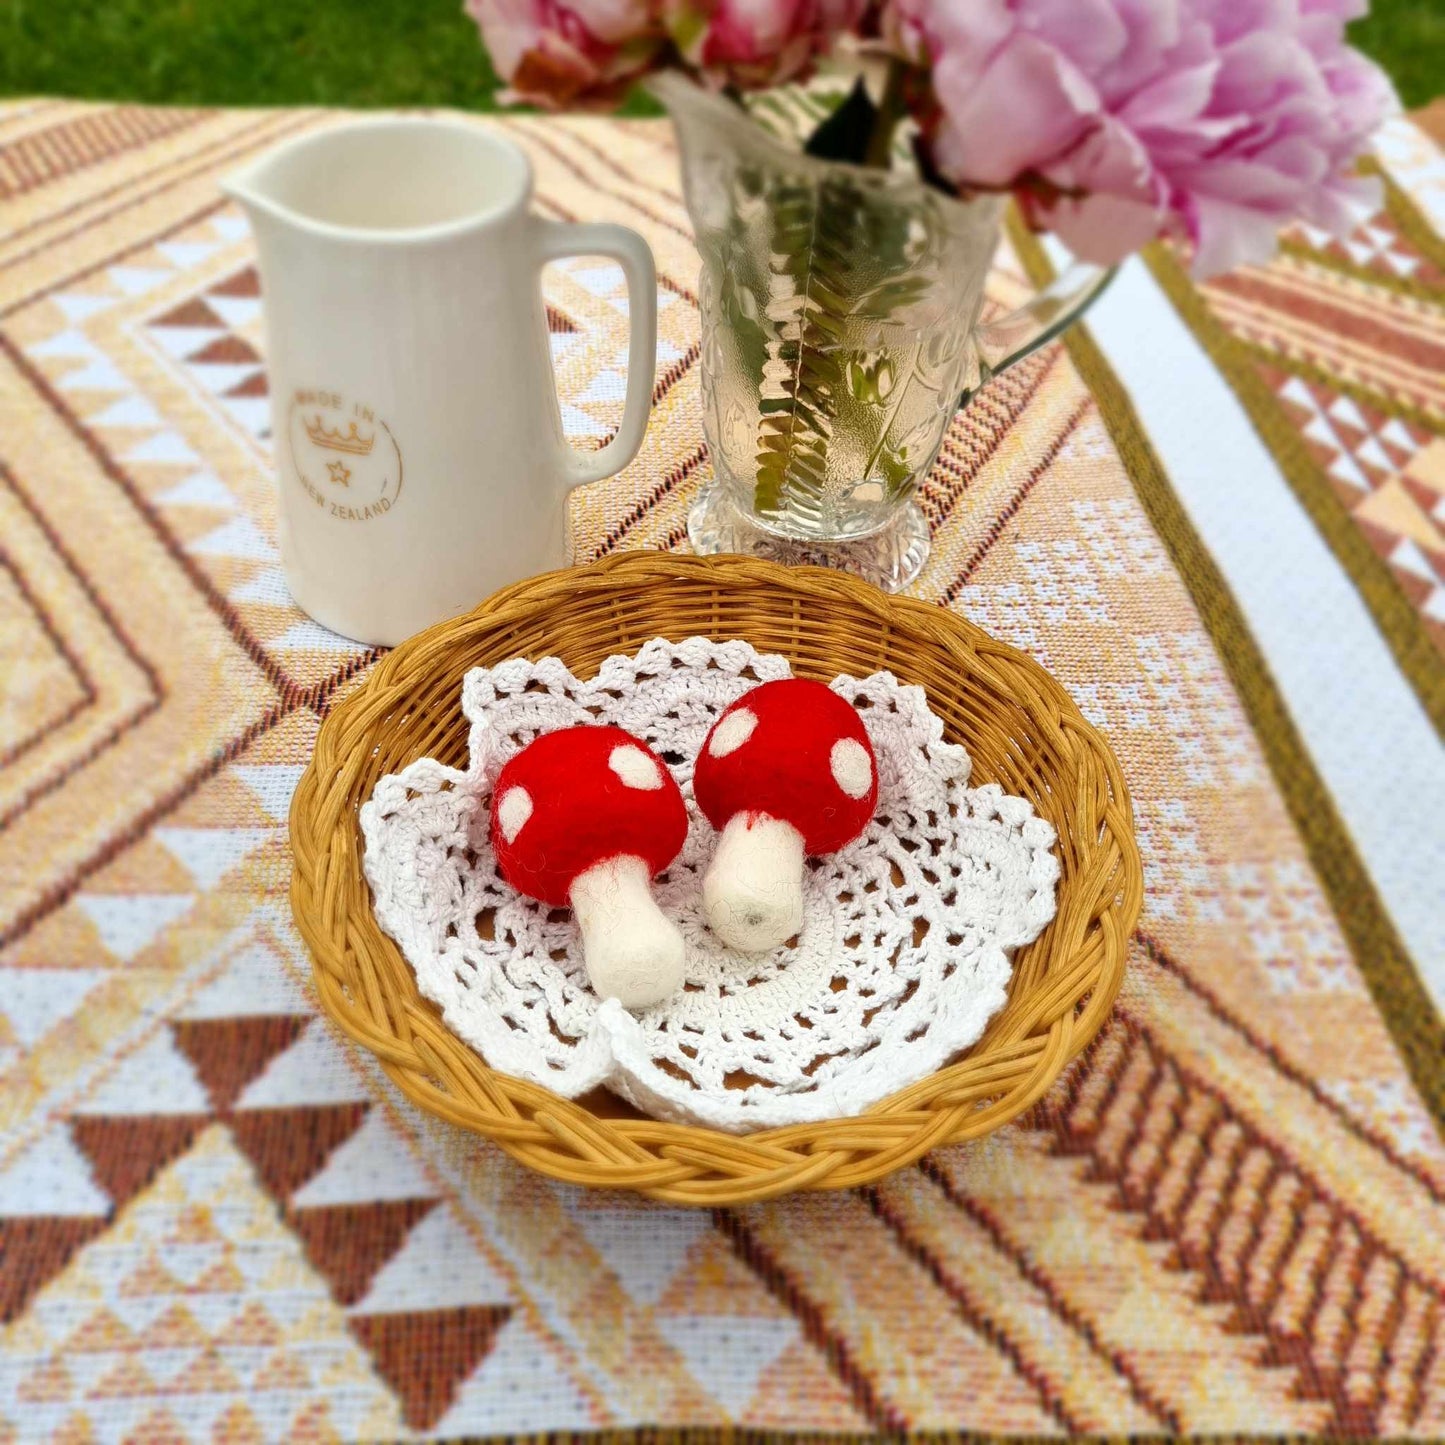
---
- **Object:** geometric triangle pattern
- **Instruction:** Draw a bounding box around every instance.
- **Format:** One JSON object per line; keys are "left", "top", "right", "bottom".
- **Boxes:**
{"left": 1200, "top": 207, "right": 1445, "bottom": 659}
{"left": 148, "top": 272, "right": 267, "bottom": 446}
{"left": 1267, "top": 365, "right": 1445, "bottom": 647}
{"left": 288, "top": 1197, "right": 438, "bottom": 1307}
{"left": 0, "top": 1123, "right": 401, "bottom": 1443}
{"left": 0, "top": 969, "right": 104, "bottom": 1051}
{"left": 1284, "top": 213, "right": 1445, "bottom": 290}
{"left": 169, "top": 1015, "right": 307, "bottom": 1114}
{"left": 0, "top": 977, "right": 524, "bottom": 1436}
{"left": 350, "top": 1305, "right": 513, "bottom": 1431}
{"left": 2, "top": 98, "right": 1444, "bottom": 1442}
{"left": 0, "top": 1216, "right": 108, "bottom": 1324}
{"left": 70, "top": 1114, "right": 211, "bottom": 1211}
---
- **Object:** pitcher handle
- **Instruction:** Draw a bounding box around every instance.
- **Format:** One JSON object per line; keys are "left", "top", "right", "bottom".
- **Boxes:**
{"left": 533, "top": 218, "right": 658, "bottom": 489}
{"left": 963, "top": 259, "right": 1117, "bottom": 405}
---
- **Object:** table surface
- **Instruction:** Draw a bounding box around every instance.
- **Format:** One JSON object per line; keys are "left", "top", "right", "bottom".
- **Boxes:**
{"left": 1, "top": 97, "right": 1443, "bottom": 1442}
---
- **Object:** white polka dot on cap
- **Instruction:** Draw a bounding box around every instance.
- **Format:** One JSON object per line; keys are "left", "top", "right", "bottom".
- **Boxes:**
{"left": 830, "top": 737, "right": 873, "bottom": 800}
{"left": 496, "top": 786, "right": 533, "bottom": 843}
{"left": 609, "top": 744, "right": 664, "bottom": 790}
{"left": 709, "top": 707, "right": 758, "bottom": 758}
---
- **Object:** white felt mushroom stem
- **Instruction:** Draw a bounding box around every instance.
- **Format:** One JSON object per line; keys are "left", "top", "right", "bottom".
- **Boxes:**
{"left": 567, "top": 855, "right": 685, "bottom": 1010}
{"left": 703, "top": 812, "right": 806, "bottom": 953}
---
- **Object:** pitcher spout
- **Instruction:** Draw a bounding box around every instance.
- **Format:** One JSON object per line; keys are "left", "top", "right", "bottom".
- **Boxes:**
{"left": 218, "top": 117, "right": 535, "bottom": 245}
{"left": 219, "top": 161, "right": 256, "bottom": 210}
{"left": 220, "top": 154, "right": 291, "bottom": 234}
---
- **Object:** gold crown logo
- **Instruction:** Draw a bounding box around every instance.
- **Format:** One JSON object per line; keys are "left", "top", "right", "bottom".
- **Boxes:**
{"left": 305, "top": 415, "right": 374, "bottom": 455}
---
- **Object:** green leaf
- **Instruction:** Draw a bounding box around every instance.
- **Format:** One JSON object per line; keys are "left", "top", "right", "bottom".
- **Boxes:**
{"left": 745, "top": 157, "right": 939, "bottom": 520}
{"left": 802, "top": 77, "right": 877, "bottom": 166}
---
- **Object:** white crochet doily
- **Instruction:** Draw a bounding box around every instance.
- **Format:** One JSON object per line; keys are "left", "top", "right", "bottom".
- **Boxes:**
{"left": 360, "top": 637, "right": 1059, "bottom": 1132}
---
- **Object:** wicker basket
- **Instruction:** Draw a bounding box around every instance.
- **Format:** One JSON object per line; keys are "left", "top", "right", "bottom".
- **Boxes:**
{"left": 290, "top": 552, "right": 1141, "bottom": 1205}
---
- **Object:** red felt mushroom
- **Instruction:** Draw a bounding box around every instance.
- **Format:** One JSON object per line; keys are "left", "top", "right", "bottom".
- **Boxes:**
{"left": 490, "top": 725, "right": 688, "bottom": 1009}
{"left": 693, "top": 678, "right": 878, "bottom": 952}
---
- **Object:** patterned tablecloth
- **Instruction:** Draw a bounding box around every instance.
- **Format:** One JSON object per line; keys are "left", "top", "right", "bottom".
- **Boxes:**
{"left": 1, "top": 97, "right": 1443, "bottom": 1443}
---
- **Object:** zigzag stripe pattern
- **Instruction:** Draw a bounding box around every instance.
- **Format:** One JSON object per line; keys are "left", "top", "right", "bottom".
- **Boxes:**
{"left": 1034, "top": 1017, "right": 1445, "bottom": 1435}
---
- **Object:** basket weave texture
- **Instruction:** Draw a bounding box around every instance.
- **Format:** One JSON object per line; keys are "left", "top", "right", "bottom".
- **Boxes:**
{"left": 290, "top": 553, "right": 1142, "bottom": 1205}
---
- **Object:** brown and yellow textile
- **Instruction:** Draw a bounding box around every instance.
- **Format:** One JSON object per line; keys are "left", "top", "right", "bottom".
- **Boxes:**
{"left": 0, "top": 98, "right": 1442, "bottom": 1441}
{"left": 1152, "top": 181, "right": 1445, "bottom": 733}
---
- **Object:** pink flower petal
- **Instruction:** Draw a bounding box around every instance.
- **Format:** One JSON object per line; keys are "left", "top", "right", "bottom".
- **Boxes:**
{"left": 933, "top": 33, "right": 1100, "bottom": 188}
{"left": 1189, "top": 194, "right": 1286, "bottom": 276}
{"left": 895, "top": 0, "right": 1396, "bottom": 274}
{"left": 1050, "top": 190, "right": 1165, "bottom": 265}
{"left": 1019, "top": 0, "right": 1129, "bottom": 73}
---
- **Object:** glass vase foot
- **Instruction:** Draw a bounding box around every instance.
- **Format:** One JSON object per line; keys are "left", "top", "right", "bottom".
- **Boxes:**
{"left": 687, "top": 483, "right": 930, "bottom": 593}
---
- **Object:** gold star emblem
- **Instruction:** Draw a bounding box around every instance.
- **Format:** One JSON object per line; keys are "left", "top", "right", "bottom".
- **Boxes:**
{"left": 326, "top": 460, "right": 351, "bottom": 486}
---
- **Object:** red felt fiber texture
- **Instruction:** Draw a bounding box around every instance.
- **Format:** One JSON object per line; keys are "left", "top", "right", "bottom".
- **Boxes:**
{"left": 693, "top": 678, "right": 877, "bottom": 855}
{"left": 490, "top": 726, "right": 687, "bottom": 907}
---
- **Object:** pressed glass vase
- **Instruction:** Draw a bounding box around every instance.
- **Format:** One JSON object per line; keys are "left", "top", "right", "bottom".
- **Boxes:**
{"left": 657, "top": 74, "right": 1113, "bottom": 591}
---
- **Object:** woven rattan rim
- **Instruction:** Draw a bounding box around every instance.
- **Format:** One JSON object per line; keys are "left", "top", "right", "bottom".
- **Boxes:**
{"left": 290, "top": 552, "right": 1142, "bottom": 1205}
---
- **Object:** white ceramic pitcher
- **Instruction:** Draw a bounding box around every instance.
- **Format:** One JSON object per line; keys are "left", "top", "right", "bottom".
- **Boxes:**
{"left": 225, "top": 117, "right": 657, "bottom": 646}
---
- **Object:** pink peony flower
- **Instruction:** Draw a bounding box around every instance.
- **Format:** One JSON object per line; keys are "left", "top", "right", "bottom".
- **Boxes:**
{"left": 465, "top": 0, "right": 665, "bottom": 107}
{"left": 664, "top": 0, "right": 869, "bottom": 88}
{"left": 891, "top": 0, "right": 1398, "bottom": 275}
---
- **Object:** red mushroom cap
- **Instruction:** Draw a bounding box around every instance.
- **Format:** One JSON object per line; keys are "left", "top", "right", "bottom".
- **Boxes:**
{"left": 490, "top": 726, "right": 687, "bottom": 908}
{"left": 693, "top": 678, "right": 877, "bottom": 856}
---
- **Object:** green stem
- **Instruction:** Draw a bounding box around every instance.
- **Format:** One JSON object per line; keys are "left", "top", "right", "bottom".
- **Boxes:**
{"left": 862, "top": 59, "right": 909, "bottom": 170}
{"left": 861, "top": 364, "right": 919, "bottom": 483}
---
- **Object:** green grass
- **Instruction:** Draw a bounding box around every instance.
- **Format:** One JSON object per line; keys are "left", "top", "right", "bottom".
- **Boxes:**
{"left": 1348, "top": 1, "right": 1445, "bottom": 112}
{"left": 0, "top": 0, "right": 1440, "bottom": 112}
{"left": 1, "top": 0, "right": 505, "bottom": 110}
